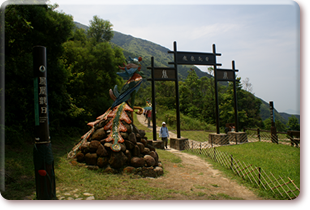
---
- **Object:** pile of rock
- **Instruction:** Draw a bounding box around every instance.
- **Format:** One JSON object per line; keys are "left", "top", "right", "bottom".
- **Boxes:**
{"left": 70, "top": 113, "right": 163, "bottom": 178}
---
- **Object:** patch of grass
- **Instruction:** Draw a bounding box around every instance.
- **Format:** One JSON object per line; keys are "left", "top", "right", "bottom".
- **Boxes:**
{"left": 211, "top": 184, "right": 219, "bottom": 188}
{"left": 183, "top": 142, "right": 300, "bottom": 200}
{"left": 216, "top": 142, "right": 300, "bottom": 188}
{"left": 197, "top": 192, "right": 206, "bottom": 196}
{"left": 198, "top": 172, "right": 203, "bottom": 175}
{"left": 156, "top": 149, "right": 182, "bottom": 164}
{"left": 3, "top": 134, "right": 188, "bottom": 200}
{"left": 180, "top": 131, "right": 211, "bottom": 142}
{"left": 194, "top": 184, "right": 206, "bottom": 189}
{"left": 216, "top": 193, "right": 244, "bottom": 200}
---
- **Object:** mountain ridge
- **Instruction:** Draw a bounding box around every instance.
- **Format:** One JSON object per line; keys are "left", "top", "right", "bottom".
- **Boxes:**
{"left": 74, "top": 21, "right": 300, "bottom": 125}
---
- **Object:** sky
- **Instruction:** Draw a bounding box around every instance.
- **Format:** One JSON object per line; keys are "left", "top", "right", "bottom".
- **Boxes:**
{"left": 41, "top": 0, "right": 301, "bottom": 115}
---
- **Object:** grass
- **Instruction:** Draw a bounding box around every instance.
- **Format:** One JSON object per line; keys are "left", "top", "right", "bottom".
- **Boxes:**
{"left": 184, "top": 141, "right": 300, "bottom": 200}
{"left": 180, "top": 130, "right": 213, "bottom": 142}
{"left": 2, "top": 114, "right": 188, "bottom": 200}
{"left": 216, "top": 142, "right": 300, "bottom": 188}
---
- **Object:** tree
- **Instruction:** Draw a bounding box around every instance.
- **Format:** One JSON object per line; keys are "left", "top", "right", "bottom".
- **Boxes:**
{"left": 242, "top": 77, "right": 253, "bottom": 93}
{"left": 87, "top": 15, "right": 114, "bottom": 43}
{"left": 4, "top": 4, "right": 75, "bottom": 142}
{"left": 263, "top": 118, "right": 287, "bottom": 132}
{"left": 61, "top": 30, "right": 126, "bottom": 124}
{"left": 287, "top": 115, "right": 300, "bottom": 131}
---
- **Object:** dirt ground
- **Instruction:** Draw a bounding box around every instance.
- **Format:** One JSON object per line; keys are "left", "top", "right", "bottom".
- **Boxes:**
{"left": 137, "top": 114, "right": 262, "bottom": 200}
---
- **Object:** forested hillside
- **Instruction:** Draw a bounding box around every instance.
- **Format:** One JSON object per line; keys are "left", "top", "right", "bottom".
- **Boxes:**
{"left": 3, "top": 5, "right": 299, "bottom": 146}
{"left": 75, "top": 21, "right": 212, "bottom": 81}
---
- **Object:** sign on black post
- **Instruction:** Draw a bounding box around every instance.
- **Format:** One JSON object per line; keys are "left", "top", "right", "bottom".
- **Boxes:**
{"left": 33, "top": 46, "right": 56, "bottom": 200}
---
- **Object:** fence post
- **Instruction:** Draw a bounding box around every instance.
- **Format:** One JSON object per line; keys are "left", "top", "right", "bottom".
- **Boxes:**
{"left": 200, "top": 143, "right": 202, "bottom": 154}
{"left": 230, "top": 155, "right": 233, "bottom": 170}
{"left": 257, "top": 128, "right": 261, "bottom": 142}
{"left": 258, "top": 167, "right": 261, "bottom": 186}
{"left": 214, "top": 147, "right": 216, "bottom": 161}
{"left": 192, "top": 141, "right": 194, "bottom": 152}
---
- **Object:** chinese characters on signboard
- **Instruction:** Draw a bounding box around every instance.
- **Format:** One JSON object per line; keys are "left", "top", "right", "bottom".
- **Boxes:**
{"left": 153, "top": 68, "right": 176, "bottom": 80}
{"left": 176, "top": 52, "right": 215, "bottom": 65}
{"left": 216, "top": 70, "right": 235, "bottom": 81}
{"left": 34, "top": 66, "right": 48, "bottom": 127}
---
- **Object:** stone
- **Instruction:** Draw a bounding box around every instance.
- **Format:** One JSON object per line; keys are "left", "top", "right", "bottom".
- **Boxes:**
{"left": 86, "top": 165, "right": 99, "bottom": 170}
{"left": 146, "top": 139, "right": 153, "bottom": 146}
{"left": 120, "top": 143, "right": 126, "bottom": 152}
{"left": 96, "top": 144, "right": 109, "bottom": 157}
{"left": 97, "top": 157, "right": 108, "bottom": 168}
{"left": 128, "top": 133, "right": 137, "bottom": 144}
{"left": 104, "top": 166, "right": 116, "bottom": 174}
{"left": 80, "top": 142, "right": 90, "bottom": 154}
{"left": 132, "top": 124, "right": 140, "bottom": 135}
{"left": 132, "top": 145, "right": 140, "bottom": 157}
{"left": 76, "top": 152, "right": 84, "bottom": 162}
{"left": 86, "top": 196, "right": 95, "bottom": 200}
{"left": 124, "top": 140, "right": 134, "bottom": 150}
{"left": 136, "top": 133, "right": 141, "bottom": 142}
{"left": 89, "top": 140, "right": 101, "bottom": 152}
{"left": 146, "top": 144, "right": 156, "bottom": 152}
{"left": 125, "top": 150, "right": 131, "bottom": 164}
{"left": 139, "top": 130, "right": 146, "bottom": 138}
{"left": 141, "top": 138, "right": 147, "bottom": 146}
{"left": 109, "top": 152, "right": 127, "bottom": 168}
{"left": 142, "top": 147, "right": 151, "bottom": 155}
{"left": 124, "top": 123, "right": 132, "bottom": 133}
{"left": 144, "top": 155, "right": 155, "bottom": 167}
{"left": 103, "top": 142, "right": 113, "bottom": 149}
{"left": 141, "top": 167, "right": 156, "bottom": 178}
{"left": 121, "top": 132, "right": 128, "bottom": 140}
{"left": 154, "top": 166, "right": 164, "bottom": 176}
{"left": 91, "top": 127, "right": 106, "bottom": 140}
{"left": 152, "top": 140, "right": 164, "bottom": 149}
{"left": 131, "top": 157, "right": 145, "bottom": 167}
{"left": 208, "top": 133, "right": 229, "bottom": 145}
{"left": 123, "top": 166, "right": 136, "bottom": 174}
{"left": 98, "top": 120, "right": 108, "bottom": 128}
{"left": 149, "top": 151, "right": 159, "bottom": 165}
{"left": 137, "top": 142, "right": 145, "bottom": 153}
{"left": 85, "top": 153, "right": 97, "bottom": 165}
{"left": 170, "top": 137, "right": 188, "bottom": 150}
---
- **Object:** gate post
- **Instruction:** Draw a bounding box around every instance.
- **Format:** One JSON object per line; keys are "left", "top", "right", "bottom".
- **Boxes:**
{"left": 33, "top": 46, "right": 56, "bottom": 200}
{"left": 269, "top": 101, "right": 278, "bottom": 144}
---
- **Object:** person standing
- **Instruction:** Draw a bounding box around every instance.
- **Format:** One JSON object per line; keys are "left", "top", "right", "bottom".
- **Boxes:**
{"left": 159, "top": 122, "right": 169, "bottom": 149}
{"left": 147, "top": 110, "right": 152, "bottom": 127}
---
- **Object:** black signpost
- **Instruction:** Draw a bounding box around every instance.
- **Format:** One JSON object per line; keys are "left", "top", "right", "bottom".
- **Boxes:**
{"left": 147, "top": 41, "right": 240, "bottom": 142}
{"left": 215, "top": 61, "right": 239, "bottom": 132}
{"left": 33, "top": 46, "right": 56, "bottom": 200}
{"left": 147, "top": 57, "right": 176, "bottom": 140}
{"left": 168, "top": 41, "right": 222, "bottom": 134}
{"left": 269, "top": 101, "right": 278, "bottom": 144}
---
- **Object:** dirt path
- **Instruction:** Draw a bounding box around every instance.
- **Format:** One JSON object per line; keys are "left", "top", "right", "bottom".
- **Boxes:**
{"left": 137, "top": 114, "right": 262, "bottom": 200}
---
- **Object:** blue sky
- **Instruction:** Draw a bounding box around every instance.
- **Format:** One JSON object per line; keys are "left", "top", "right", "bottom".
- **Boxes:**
{"left": 49, "top": 0, "right": 300, "bottom": 114}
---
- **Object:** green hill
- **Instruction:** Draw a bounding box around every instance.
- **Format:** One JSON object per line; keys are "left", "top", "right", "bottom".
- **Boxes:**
{"left": 74, "top": 21, "right": 211, "bottom": 81}
{"left": 74, "top": 21, "right": 299, "bottom": 127}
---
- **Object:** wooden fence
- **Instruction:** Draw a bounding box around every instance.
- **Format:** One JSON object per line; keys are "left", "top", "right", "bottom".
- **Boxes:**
{"left": 181, "top": 139, "right": 300, "bottom": 200}
{"left": 243, "top": 128, "right": 300, "bottom": 147}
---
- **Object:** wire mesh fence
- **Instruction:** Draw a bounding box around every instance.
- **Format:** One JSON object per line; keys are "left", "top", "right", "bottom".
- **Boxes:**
{"left": 179, "top": 135, "right": 300, "bottom": 200}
